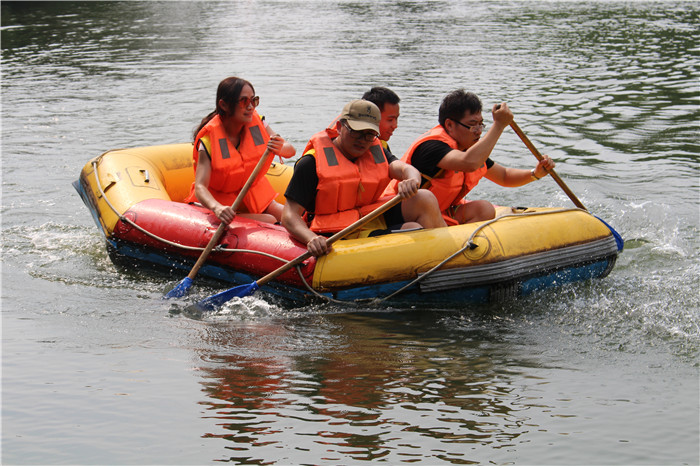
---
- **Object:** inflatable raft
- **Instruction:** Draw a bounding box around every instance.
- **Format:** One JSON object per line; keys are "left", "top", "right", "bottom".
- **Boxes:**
{"left": 74, "top": 143, "right": 623, "bottom": 306}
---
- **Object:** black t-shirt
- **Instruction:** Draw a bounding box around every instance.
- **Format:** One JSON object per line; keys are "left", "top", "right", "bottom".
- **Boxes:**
{"left": 411, "top": 140, "right": 494, "bottom": 185}
{"left": 285, "top": 145, "right": 398, "bottom": 213}
{"left": 382, "top": 142, "right": 395, "bottom": 160}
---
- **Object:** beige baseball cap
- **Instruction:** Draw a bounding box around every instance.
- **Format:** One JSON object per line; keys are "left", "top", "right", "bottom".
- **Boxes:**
{"left": 340, "top": 99, "right": 381, "bottom": 134}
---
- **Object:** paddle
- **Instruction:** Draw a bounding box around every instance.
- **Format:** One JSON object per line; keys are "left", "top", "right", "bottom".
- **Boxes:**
{"left": 508, "top": 119, "right": 587, "bottom": 210}
{"left": 194, "top": 193, "right": 405, "bottom": 311}
{"left": 504, "top": 109, "right": 624, "bottom": 250}
{"left": 511, "top": 120, "right": 625, "bottom": 250}
{"left": 164, "top": 148, "right": 273, "bottom": 298}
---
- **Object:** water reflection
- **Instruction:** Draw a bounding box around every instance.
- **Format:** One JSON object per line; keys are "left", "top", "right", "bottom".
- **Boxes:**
{"left": 193, "top": 310, "right": 547, "bottom": 462}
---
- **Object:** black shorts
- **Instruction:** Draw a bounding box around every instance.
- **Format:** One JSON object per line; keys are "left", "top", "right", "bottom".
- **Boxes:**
{"left": 367, "top": 203, "right": 408, "bottom": 237}
{"left": 382, "top": 203, "right": 405, "bottom": 229}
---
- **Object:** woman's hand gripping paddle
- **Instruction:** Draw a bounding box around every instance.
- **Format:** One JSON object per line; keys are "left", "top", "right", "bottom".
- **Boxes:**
{"left": 164, "top": 148, "right": 272, "bottom": 298}
{"left": 194, "top": 193, "right": 405, "bottom": 311}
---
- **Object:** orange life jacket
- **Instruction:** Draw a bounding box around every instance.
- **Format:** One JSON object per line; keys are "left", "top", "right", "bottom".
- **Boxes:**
{"left": 305, "top": 128, "right": 391, "bottom": 234}
{"left": 185, "top": 111, "right": 276, "bottom": 213}
{"left": 385, "top": 125, "right": 488, "bottom": 224}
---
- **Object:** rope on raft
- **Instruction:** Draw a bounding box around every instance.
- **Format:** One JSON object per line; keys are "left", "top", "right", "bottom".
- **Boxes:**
{"left": 292, "top": 208, "right": 583, "bottom": 306}
{"left": 366, "top": 208, "right": 581, "bottom": 305}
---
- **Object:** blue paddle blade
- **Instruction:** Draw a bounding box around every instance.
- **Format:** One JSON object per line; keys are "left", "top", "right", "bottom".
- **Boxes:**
{"left": 195, "top": 281, "right": 260, "bottom": 312}
{"left": 594, "top": 215, "right": 624, "bottom": 252}
{"left": 164, "top": 276, "right": 193, "bottom": 299}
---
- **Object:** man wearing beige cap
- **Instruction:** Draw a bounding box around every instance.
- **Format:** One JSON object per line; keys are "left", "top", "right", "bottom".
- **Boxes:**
{"left": 282, "top": 99, "right": 446, "bottom": 257}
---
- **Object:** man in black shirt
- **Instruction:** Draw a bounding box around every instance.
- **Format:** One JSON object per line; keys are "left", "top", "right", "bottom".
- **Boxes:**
{"left": 282, "top": 99, "right": 446, "bottom": 257}
{"left": 385, "top": 89, "right": 555, "bottom": 225}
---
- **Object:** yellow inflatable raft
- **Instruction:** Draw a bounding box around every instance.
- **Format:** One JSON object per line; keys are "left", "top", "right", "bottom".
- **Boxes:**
{"left": 74, "top": 143, "right": 622, "bottom": 305}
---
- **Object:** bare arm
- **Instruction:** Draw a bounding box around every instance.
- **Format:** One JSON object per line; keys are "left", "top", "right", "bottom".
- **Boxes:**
{"left": 388, "top": 160, "right": 420, "bottom": 198}
{"left": 485, "top": 156, "right": 556, "bottom": 187}
{"left": 281, "top": 199, "right": 331, "bottom": 257}
{"left": 266, "top": 125, "right": 296, "bottom": 159}
{"left": 438, "top": 103, "right": 514, "bottom": 172}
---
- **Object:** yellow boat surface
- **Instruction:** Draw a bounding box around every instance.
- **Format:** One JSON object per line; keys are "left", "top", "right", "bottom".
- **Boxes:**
{"left": 78, "top": 143, "right": 290, "bottom": 237}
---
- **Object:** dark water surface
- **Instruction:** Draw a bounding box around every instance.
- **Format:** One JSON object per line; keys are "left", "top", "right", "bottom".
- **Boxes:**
{"left": 2, "top": 1, "right": 698, "bottom": 464}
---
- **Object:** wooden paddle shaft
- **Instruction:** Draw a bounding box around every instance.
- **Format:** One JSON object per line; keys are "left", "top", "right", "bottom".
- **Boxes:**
{"left": 255, "top": 194, "right": 405, "bottom": 288}
{"left": 509, "top": 121, "right": 587, "bottom": 211}
{"left": 186, "top": 148, "right": 273, "bottom": 280}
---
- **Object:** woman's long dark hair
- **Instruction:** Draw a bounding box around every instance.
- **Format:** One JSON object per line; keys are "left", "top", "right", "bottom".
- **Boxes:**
{"left": 193, "top": 77, "right": 254, "bottom": 141}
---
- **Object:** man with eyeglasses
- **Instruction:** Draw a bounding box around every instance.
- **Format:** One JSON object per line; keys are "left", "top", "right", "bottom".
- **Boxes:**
{"left": 282, "top": 99, "right": 446, "bottom": 257}
{"left": 385, "top": 89, "right": 555, "bottom": 225}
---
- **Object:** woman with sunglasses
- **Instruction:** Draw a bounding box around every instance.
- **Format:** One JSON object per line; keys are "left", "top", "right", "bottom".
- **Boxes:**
{"left": 185, "top": 77, "right": 295, "bottom": 224}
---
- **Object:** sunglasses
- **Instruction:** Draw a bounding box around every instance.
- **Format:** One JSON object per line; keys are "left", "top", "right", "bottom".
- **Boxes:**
{"left": 238, "top": 95, "right": 260, "bottom": 108}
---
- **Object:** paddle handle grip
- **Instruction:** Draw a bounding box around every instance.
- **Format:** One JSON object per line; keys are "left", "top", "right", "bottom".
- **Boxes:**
{"left": 509, "top": 121, "right": 587, "bottom": 210}
{"left": 255, "top": 194, "right": 404, "bottom": 288}
{"left": 186, "top": 148, "right": 273, "bottom": 280}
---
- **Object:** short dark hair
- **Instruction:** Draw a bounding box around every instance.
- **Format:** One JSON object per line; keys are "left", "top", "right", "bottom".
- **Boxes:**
{"left": 361, "top": 86, "right": 400, "bottom": 112}
{"left": 438, "top": 89, "right": 482, "bottom": 127}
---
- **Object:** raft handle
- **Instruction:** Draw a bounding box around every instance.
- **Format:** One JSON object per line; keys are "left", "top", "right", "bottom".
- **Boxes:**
{"left": 139, "top": 169, "right": 150, "bottom": 183}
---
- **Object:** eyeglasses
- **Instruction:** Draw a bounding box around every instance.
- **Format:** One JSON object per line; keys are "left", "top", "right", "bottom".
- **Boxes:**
{"left": 341, "top": 120, "right": 378, "bottom": 142}
{"left": 238, "top": 95, "right": 260, "bottom": 108}
{"left": 452, "top": 119, "right": 485, "bottom": 133}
